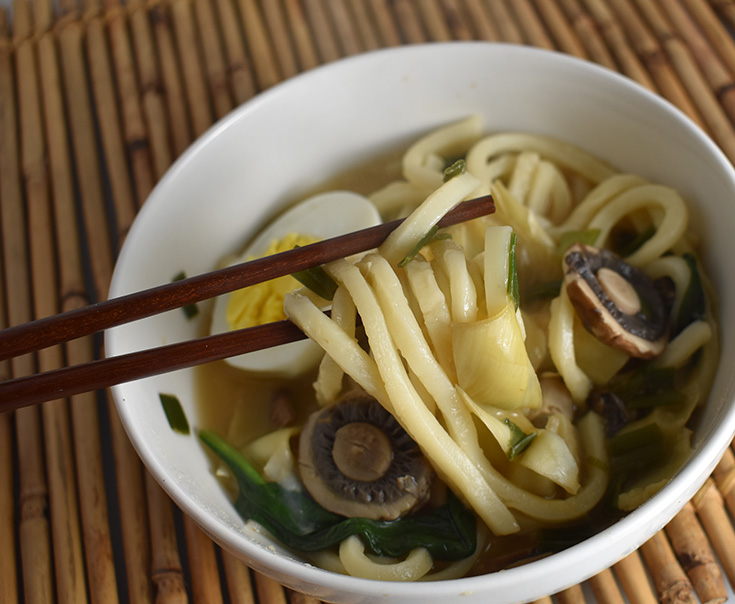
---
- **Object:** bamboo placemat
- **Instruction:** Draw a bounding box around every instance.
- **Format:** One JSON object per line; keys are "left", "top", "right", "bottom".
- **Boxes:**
{"left": 1, "top": 0, "right": 735, "bottom": 602}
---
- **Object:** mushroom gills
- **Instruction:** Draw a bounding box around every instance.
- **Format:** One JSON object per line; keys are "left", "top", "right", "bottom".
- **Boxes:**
{"left": 298, "top": 391, "right": 433, "bottom": 521}
{"left": 562, "top": 244, "right": 668, "bottom": 358}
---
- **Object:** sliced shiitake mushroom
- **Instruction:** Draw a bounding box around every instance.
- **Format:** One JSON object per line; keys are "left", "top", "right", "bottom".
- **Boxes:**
{"left": 298, "top": 390, "right": 433, "bottom": 521}
{"left": 562, "top": 243, "right": 668, "bottom": 358}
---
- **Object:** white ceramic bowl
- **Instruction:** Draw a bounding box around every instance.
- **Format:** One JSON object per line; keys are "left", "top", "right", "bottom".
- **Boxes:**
{"left": 107, "top": 43, "right": 735, "bottom": 603}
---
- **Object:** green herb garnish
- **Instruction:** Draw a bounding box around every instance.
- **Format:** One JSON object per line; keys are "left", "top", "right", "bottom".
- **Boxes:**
{"left": 557, "top": 229, "right": 601, "bottom": 255}
{"left": 607, "top": 423, "right": 667, "bottom": 475}
{"left": 292, "top": 265, "right": 338, "bottom": 301}
{"left": 443, "top": 159, "right": 467, "bottom": 182}
{"left": 674, "top": 253, "right": 706, "bottom": 335}
{"left": 172, "top": 271, "right": 199, "bottom": 319}
{"left": 159, "top": 393, "right": 190, "bottom": 434}
{"left": 397, "top": 225, "right": 452, "bottom": 268}
{"left": 200, "top": 430, "right": 477, "bottom": 560}
{"left": 609, "top": 365, "right": 675, "bottom": 398}
{"left": 503, "top": 418, "right": 536, "bottom": 460}
{"left": 508, "top": 232, "right": 520, "bottom": 310}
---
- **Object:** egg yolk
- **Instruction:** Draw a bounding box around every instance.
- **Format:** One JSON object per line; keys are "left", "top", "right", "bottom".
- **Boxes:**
{"left": 226, "top": 233, "right": 319, "bottom": 330}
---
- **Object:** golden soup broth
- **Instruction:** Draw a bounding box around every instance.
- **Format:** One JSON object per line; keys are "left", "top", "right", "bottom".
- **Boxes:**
{"left": 194, "top": 126, "right": 718, "bottom": 579}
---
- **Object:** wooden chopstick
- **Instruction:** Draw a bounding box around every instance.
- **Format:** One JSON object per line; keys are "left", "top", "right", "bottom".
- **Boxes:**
{"left": 0, "top": 195, "right": 494, "bottom": 411}
{"left": 0, "top": 195, "right": 493, "bottom": 363}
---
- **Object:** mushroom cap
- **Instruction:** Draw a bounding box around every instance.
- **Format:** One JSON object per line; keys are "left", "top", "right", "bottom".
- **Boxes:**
{"left": 563, "top": 244, "right": 668, "bottom": 358}
{"left": 298, "top": 391, "right": 433, "bottom": 521}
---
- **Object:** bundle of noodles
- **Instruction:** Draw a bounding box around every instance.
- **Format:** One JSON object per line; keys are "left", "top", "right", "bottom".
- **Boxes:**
{"left": 211, "top": 115, "right": 718, "bottom": 581}
{"left": 284, "top": 166, "right": 612, "bottom": 544}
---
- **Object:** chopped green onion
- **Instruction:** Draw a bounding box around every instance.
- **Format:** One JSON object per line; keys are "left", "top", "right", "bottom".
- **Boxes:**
{"left": 172, "top": 271, "right": 199, "bottom": 319}
{"left": 616, "top": 225, "right": 656, "bottom": 257}
{"left": 292, "top": 264, "right": 338, "bottom": 301}
{"left": 397, "top": 225, "right": 451, "bottom": 268}
{"left": 610, "top": 365, "right": 675, "bottom": 398}
{"left": 625, "top": 391, "right": 687, "bottom": 410}
{"left": 508, "top": 232, "right": 520, "bottom": 310}
{"left": 159, "top": 393, "right": 190, "bottom": 435}
{"left": 199, "top": 430, "right": 477, "bottom": 560}
{"left": 607, "top": 423, "right": 667, "bottom": 475}
{"left": 443, "top": 159, "right": 467, "bottom": 182}
{"left": 674, "top": 253, "right": 706, "bottom": 335}
{"left": 557, "top": 229, "right": 601, "bottom": 255}
{"left": 525, "top": 279, "right": 562, "bottom": 303}
{"left": 503, "top": 418, "right": 536, "bottom": 460}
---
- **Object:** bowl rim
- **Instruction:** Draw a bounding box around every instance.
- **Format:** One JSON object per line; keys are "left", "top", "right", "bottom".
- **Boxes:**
{"left": 108, "top": 40, "right": 735, "bottom": 600}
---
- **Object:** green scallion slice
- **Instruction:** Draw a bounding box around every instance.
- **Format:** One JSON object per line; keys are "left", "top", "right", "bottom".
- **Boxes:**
{"left": 503, "top": 418, "right": 536, "bottom": 460}
{"left": 172, "top": 271, "right": 199, "bottom": 320}
{"left": 443, "top": 159, "right": 467, "bottom": 182}
{"left": 397, "top": 225, "right": 451, "bottom": 268}
{"left": 159, "top": 393, "right": 190, "bottom": 435}
{"left": 508, "top": 232, "right": 520, "bottom": 310}
{"left": 292, "top": 265, "right": 338, "bottom": 301}
{"left": 557, "top": 229, "right": 601, "bottom": 256}
{"left": 674, "top": 253, "right": 706, "bottom": 335}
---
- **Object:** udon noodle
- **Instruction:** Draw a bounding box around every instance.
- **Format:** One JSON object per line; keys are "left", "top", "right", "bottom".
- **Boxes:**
{"left": 200, "top": 116, "right": 718, "bottom": 581}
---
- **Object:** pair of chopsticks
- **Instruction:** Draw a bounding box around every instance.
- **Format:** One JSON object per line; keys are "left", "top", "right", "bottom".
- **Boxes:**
{"left": 0, "top": 196, "right": 494, "bottom": 413}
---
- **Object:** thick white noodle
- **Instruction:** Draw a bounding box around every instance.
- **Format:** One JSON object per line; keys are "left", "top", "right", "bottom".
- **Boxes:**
{"left": 644, "top": 255, "right": 691, "bottom": 323}
{"left": 548, "top": 289, "right": 594, "bottom": 404}
{"left": 466, "top": 133, "right": 616, "bottom": 187}
{"left": 378, "top": 171, "right": 480, "bottom": 265}
{"left": 404, "top": 257, "right": 456, "bottom": 381}
{"left": 553, "top": 174, "right": 647, "bottom": 236}
{"left": 508, "top": 150, "right": 541, "bottom": 203}
{"left": 587, "top": 184, "right": 688, "bottom": 267}
{"left": 430, "top": 240, "right": 478, "bottom": 323}
{"left": 314, "top": 285, "right": 356, "bottom": 406}
{"left": 403, "top": 115, "right": 484, "bottom": 192}
{"left": 369, "top": 180, "right": 427, "bottom": 219}
{"left": 326, "top": 258, "right": 519, "bottom": 535}
{"left": 283, "top": 292, "right": 389, "bottom": 407}
{"left": 339, "top": 536, "right": 433, "bottom": 581}
{"left": 528, "top": 160, "right": 573, "bottom": 224}
{"left": 654, "top": 321, "right": 712, "bottom": 369}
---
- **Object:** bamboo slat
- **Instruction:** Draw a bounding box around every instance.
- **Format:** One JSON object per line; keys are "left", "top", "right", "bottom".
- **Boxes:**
{"left": 693, "top": 478, "right": 735, "bottom": 593}
{"left": 171, "top": 0, "right": 214, "bottom": 137}
{"left": 587, "top": 569, "right": 625, "bottom": 604}
{"left": 282, "top": 0, "right": 320, "bottom": 72}
{"left": 2, "top": 5, "right": 55, "bottom": 604}
{"left": 664, "top": 502, "right": 727, "bottom": 603}
{"left": 682, "top": 0, "right": 735, "bottom": 89}
{"left": 632, "top": 0, "right": 735, "bottom": 161}
{"left": 0, "top": 40, "right": 18, "bottom": 592}
{"left": 532, "top": 0, "right": 589, "bottom": 58}
{"left": 366, "top": 0, "right": 403, "bottom": 47}
{"left": 43, "top": 8, "right": 123, "bottom": 584}
{"left": 146, "top": 475, "right": 188, "bottom": 604}
{"left": 326, "top": 0, "right": 365, "bottom": 54}
{"left": 612, "top": 550, "right": 658, "bottom": 604}
{"left": 509, "top": 0, "right": 556, "bottom": 48}
{"left": 149, "top": 0, "right": 193, "bottom": 157}
{"left": 640, "top": 531, "right": 697, "bottom": 604}
{"left": 16, "top": 3, "right": 91, "bottom": 600}
{"left": 606, "top": 0, "right": 706, "bottom": 126}
{"left": 1, "top": 1, "right": 735, "bottom": 603}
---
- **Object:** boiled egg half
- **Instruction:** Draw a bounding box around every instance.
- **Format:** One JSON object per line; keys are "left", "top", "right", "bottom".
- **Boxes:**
{"left": 210, "top": 191, "right": 382, "bottom": 376}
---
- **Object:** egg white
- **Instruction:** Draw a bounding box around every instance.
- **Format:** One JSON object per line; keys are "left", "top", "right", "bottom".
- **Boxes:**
{"left": 210, "top": 191, "right": 382, "bottom": 377}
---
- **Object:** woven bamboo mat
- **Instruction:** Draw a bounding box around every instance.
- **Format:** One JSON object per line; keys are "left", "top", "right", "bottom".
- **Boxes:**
{"left": 1, "top": 0, "right": 735, "bottom": 602}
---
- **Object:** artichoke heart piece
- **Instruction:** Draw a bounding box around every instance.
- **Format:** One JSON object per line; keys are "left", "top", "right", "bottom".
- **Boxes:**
{"left": 452, "top": 303, "right": 542, "bottom": 410}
